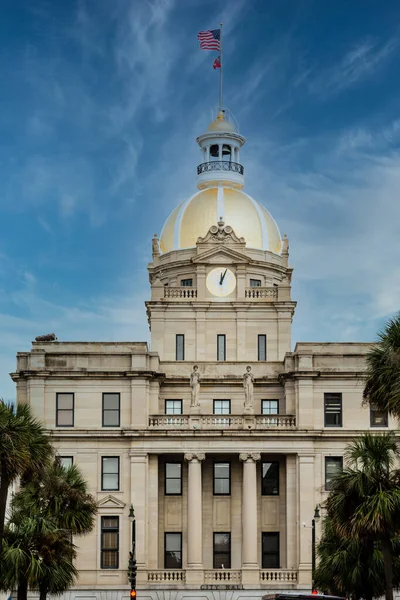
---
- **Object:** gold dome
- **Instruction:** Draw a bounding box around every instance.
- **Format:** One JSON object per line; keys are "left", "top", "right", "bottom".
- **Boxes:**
{"left": 207, "top": 110, "right": 236, "bottom": 133}
{"left": 159, "top": 187, "right": 282, "bottom": 254}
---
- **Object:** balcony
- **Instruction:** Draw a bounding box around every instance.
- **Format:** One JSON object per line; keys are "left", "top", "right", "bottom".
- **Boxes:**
{"left": 245, "top": 287, "right": 278, "bottom": 300}
{"left": 164, "top": 287, "right": 197, "bottom": 299}
{"left": 197, "top": 161, "right": 244, "bottom": 176}
{"left": 148, "top": 414, "right": 296, "bottom": 430}
{"left": 145, "top": 569, "right": 298, "bottom": 587}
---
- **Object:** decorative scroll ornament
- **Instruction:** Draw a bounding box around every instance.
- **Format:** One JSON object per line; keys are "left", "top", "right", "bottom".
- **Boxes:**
{"left": 197, "top": 219, "right": 245, "bottom": 245}
{"left": 239, "top": 453, "right": 261, "bottom": 462}
{"left": 184, "top": 453, "right": 206, "bottom": 462}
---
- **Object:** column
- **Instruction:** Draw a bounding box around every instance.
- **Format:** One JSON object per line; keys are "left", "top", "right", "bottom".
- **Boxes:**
{"left": 130, "top": 452, "right": 148, "bottom": 584}
{"left": 184, "top": 453, "right": 205, "bottom": 584}
{"left": 147, "top": 455, "right": 159, "bottom": 569}
{"left": 298, "top": 455, "right": 315, "bottom": 588}
{"left": 240, "top": 453, "right": 261, "bottom": 584}
{"left": 286, "top": 455, "right": 297, "bottom": 570}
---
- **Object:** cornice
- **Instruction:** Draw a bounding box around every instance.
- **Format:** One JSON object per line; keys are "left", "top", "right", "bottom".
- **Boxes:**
{"left": 10, "top": 370, "right": 165, "bottom": 381}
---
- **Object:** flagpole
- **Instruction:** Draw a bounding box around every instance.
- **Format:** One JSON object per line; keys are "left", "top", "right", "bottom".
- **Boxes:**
{"left": 219, "top": 22, "right": 223, "bottom": 110}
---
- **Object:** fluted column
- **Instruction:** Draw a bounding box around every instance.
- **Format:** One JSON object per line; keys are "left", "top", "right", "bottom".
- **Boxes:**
{"left": 240, "top": 453, "right": 261, "bottom": 571}
{"left": 184, "top": 453, "right": 205, "bottom": 572}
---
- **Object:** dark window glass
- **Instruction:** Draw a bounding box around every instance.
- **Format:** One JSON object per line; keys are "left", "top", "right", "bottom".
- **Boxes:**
{"left": 181, "top": 278, "right": 193, "bottom": 287}
{"left": 258, "top": 334, "right": 267, "bottom": 361}
{"left": 213, "top": 400, "right": 230, "bottom": 415}
{"left": 370, "top": 405, "right": 388, "bottom": 427}
{"left": 250, "top": 279, "right": 262, "bottom": 287}
{"left": 59, "top": 456, "right": 73, "bottom": 468}
{"left": 165, "top": 462, "right": 182, "bottom": 495}
{"left": 213, "top": 462, "right": 230, "bottom": 495}
{"left": 101, "top": 516, "right": 119, "bottom": 569}
{"left": 213, "top": 532, "right": 231, "bottom": 568}
{"left": 325, "top": 457, "right": 343, "bottom": 491}
{"left": 324, "top": 393, "right": 342, "bottom": 427}
{"left": 165, "top": 400, "right": 182, "bottom": 415}
{"left": 165, "top": 533, "right": 182, "bottom": 568}
{"left": 262, "top": 532, "right": 279, "bottom": 568}
{"left": 101, "top": 457, "right": 119, "bottom": 491}
{"left": 56, "top": 393, "right": 74, "bottom": 427}
{"left": 262, "top": 461, "right": 279, "bottom": 495}
{"left": 102, "top": 393, "right": 120, "bottom": 427}
{"left": 217, "top": 335, "right": 226, "bottom": 361}
{"left": 262, "top": 400, "right": 279, "bottom": 415}
{"left": 176, "top": 335, "right": 185, "bottom": 360}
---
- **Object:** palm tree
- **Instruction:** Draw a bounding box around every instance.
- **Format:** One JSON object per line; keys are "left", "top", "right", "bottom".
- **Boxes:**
{"left": 0, "top": 401, "right": 52, "bottom": 549}
{"left": 326, "top": 433, "right": 400, "bottom": 600}
{"left": 364, "top": 313, "right": 400, "bottom": 417}
{"left": 315, "top": 515, "right": 400, "bottom": 600}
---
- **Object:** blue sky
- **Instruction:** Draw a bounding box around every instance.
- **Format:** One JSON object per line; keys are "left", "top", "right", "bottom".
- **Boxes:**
{"left": 1, "top": 0, "right": 400, "bottom": 401}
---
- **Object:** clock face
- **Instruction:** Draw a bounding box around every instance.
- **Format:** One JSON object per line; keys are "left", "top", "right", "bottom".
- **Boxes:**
{"left": 206, "top": 268, "right": 236, "bottom": 297}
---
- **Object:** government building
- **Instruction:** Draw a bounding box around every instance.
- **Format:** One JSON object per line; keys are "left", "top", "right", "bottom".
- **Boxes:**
{"left": 11, "top": 108, "right": 393, "bottom": 600}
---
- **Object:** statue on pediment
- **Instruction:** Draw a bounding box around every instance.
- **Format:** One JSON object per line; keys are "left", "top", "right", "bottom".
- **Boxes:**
{"left": 243, "top": 365, "right": 254, "bottom": 408}
{"left": 152, "top": 234, "right": 160, "bottom": 259}
{"left": 190, "top": 365, "right": 201, "bottom": 407}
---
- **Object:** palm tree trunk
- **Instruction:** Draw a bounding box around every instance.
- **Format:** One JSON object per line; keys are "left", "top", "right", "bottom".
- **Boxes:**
{"left": 39, "top": 584, "right": 47, "bottom": 600}
{"left": 17, "top": 575, "right": 28, "bottom": 600}
{"left": 382, "top": 536, "right": 394, "bottom": 600}
{"left": 0, "top": 473, "right": 10, "bottom": 549}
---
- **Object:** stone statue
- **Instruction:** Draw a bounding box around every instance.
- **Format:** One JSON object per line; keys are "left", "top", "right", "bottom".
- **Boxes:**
{"left": 282, "top": 233, "right": 289, "bottom": 254}
{"left": 152, "top": 234, "right": 160, "bottom": 259}
{"left": 35, "top": 333, "right": 57, "bottom": 342}
{"left": 190, "top": 365, "right": 201, "bottom": 407}
{"left": 243, "top": 365, "right": 254, "bottom": 408}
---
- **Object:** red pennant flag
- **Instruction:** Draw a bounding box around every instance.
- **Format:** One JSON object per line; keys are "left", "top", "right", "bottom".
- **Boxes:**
{"left": 213, "top": 56, "right": 221, "bottom": 69}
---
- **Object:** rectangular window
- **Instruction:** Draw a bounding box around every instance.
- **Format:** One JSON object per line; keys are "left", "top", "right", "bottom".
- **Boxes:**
{"left": 258, "top": 334, "right": 267, "bottom": 361}
{"left": 370, "top": 405, "right": 388, "bottom": 427}
{"left": 325, "top": 457, "right": 343, "bottom": 491}
{"left": 102, "top": 393, "right": 120, "bottom": 427}
{"left": 217, "top": 334, "right": 226, "bottom": 361}
{"left": 262, "top": 532, "right": 280, "bottom": 568}
{"left": 213, "top": 400, "right": 231, "bottom": 415}
{"left": 262, "top": 400, "right": 279, "bottom": 415}
{"left": 324, "top": 393, "right": 343, "bottom": 427}
{"left": 101, "top": 457, "right": 119, "bottom": 491}
{"left": 165, "top": 533, "right": 182, "bottom": 568}
{"left": 262, "top": 461, "right": 279, "bottom": 495}
{"left": 165, "top": 400, "right": 183, "bottom": 415}
{"left": 101, "top": 516, "right": 119, "bottom": 569}
{"left": 176, "top": 334, "right": 185, "bottom": 360}
{"left": 181, "top": 278, "right": 193, "bottom": 287}
{"left": 250, "top": 278, "right": 262, "bottom": 287}
{"left": 56, "top": 393, "right": 74, "bottom": 427}
{"left": 59, "top": 456, "right": 73, "bottom": 468}
{"left": 213, "top": 532, "right": 231, "bottom": 568}
{"left": 165, "top": 462, "right": 182, "bottom": 495}
{"left": 213, "top": 462, "right": 230, "bottom": 495}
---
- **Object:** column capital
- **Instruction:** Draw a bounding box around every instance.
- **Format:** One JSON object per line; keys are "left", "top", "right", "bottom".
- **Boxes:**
{"left": 239, "top": 452, "right": 261, "bottom": 462}
{"left": 184, "top": 452, "right": 205, "bottom": 462}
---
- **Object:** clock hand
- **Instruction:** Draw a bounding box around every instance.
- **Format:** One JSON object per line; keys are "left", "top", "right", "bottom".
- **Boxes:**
{"left": 220, "top": 268, "right": 228, "bottom": 284}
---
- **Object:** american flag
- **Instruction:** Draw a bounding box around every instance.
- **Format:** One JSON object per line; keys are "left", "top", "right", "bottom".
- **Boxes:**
{"left": 197, "top": 29, "right": 220, "bottom": 51}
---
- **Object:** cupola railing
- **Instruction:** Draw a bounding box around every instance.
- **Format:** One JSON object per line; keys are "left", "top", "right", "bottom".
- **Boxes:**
{"left": 197, "top": 161, "right": 244, "bottom": 176}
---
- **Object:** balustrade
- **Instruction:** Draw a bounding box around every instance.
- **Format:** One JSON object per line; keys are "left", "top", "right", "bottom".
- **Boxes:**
{"left": 164, "top": 287, "right": 197, "bottom": 299}
{"left": 147, "top": 570, "right": 186, "bottom": 582}
{"left": 260, "top": 569, "right": 298, "bottom": 583}
{"left": 204, "top": 570, "right": 242, "bottom": 583}
{"left": 148, "top": 414, "right": 295, "bottom": 430}
{"left": 197, "top": 161, "right": 244, "bottom": 175}
{"left": 245, "top": 287, "right": 278, "bottom": 299}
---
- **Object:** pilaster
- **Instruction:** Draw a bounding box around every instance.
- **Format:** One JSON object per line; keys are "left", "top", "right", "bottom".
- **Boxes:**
{"left": 240, "top": 452, "right": 261, "bottom": 585}
{"left": 298, "top": 455, "right": 315, "bottom": 588}
{"left": 130, "top": 452, "right": 148, "bottom": 583}
{"left": 184, "top": 452, "right": 205, "bottom": 585}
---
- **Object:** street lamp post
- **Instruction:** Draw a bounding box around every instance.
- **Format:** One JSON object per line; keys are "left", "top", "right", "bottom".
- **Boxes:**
{"left": 311, "top": 505, "right": 320, "bottom": 592}
{"left": 128, "top": 504, "right": 137, "bottom": 598}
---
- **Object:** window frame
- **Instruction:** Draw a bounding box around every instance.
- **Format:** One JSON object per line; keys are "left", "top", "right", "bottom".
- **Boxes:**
{"left": 102, "top": 392, "right": 121, "bottom": 427}
{"left": 262, "top": 532, "right": 280, "bottom": 568}
{"left": 164, "top": 461, "right": 183, "bottom": 496}
{"left": 56, "top": 392, "right": 75, "bottom": 427}
{"left": 325, "top": 456, "right": 343, "bottom": 491}
{"left": 100, "top": 516, "right": 119, "bottom": 569}
{"left": 261, "top": 461, "right": 280, "bottom": 496}
{"left": 101, "top": 456, "right": 120, "bottom": 492}
{"left": 370, "top": 405, "right": 388, "bottom": 427}
{"left": 250, "top": 278, "right": 262, "bottom": 287}
{"left": 261, "top": 400, "right": 279, "bottom": 415}
{"left": 217, "top": 334, "right": 226, "bottom": 361}
{"left": 165, "top": 400, "right": 183, "bottom": 415}
{"left": 213, "top": 400, "right": 231, "bottom": 415}
{"left": 258, "top": 334, "right": 267, "bottom": 361}
{"left": 213, "top": 461, "right": 231, "bottom": 496}
{"left": 176, "top": 334, "right": 185, "bottom": 361}
{"left": 180, "top": 278, "right": 193, "bottom": 287}
{"left": 59, "top": 456, "right": 74, "bottom": 468}
{"left": 324, "top": 393, "right": 343, "bottom": 427}
{"left": 213, "top": 532, "right": 231, "bottom": 569}
{"left": 164, "top": 532, "right": 182, "bottom": 569}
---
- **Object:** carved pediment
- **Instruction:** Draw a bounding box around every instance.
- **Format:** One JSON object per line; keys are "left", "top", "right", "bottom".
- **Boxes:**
{"left": 98, "top": 495, "right": 126, "bottom": 509}
{"left": 197, "top": 221, "right": 246, "bottom": 246}
{"left": 192, "top": 245, "right": 252, "bottom": 265}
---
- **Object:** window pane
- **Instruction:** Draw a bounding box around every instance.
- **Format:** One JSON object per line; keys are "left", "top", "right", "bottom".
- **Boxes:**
{"left": 103, "top": 457, "right": 118, "bottom": 473}
{"left": 181, "top": 279, "right": 193, "bottom": 287}
{"left": 176, "top": 335, "right": 184, "bottom": 360}
{"left": 103, "top": 393, "right": 119, "bottom": 410}
{"left": 250, "top": 279, "right": 261, "bottom": 287}
{"left": 166, "top": 478, "right": 181, "bottom": 494}
{"left": 166, "top": 400, "right": 182, "bottom": 415}
{"left": 324, "top": 393, "right": 342, "bottom": 427}
{"left": 325, "top": 457, "right": 343, "bottom": 490}
{"left": 214, "top": 479, "right": 230, "bottom": 494}
{"left": 57, "top": 394, "right": 73, "bottom": 409}
{"left": 60, "top": 456, "right": 73, "bottom": 468}
{"left": 258, "top": 335, "right": 267, "bottom": 361}
{"left": 57, "top": 410, "right": 73, "bottom": 426}
{"left": 102, "top": 517, "right": 118, "bottom": 529}
{"left": 217, "top": 335, "right": 226, "bottom": 361}
{"left": 262, "top": 462, "right": 279, "bottom": 495}
{"left": 215, "top": 463, "right": 229, "bottom": 478}
{"left": 214, "top": 400, "right": 230, "bottom": 415}
{"left": 103, "top": 410, "right": 119, "bottom": 426}
{"left": 166, "top": 463, "right": 181, "bottom": 478}
{"left": 166, "top": 533, "right": 181, "bottom": 552}
{"left": 262, "top": 532, "right": 279, "bottom": 568}
{"left": 214, "top": 533, "right": 230, "bottom": 551}
{"left": 165, "top": 533, "right": 182, "bottom": 568}
{"left": 101, "top": 516, "right": 119, "bottom": 569}
{"left": 262, "top": 400, "right": 279, "bottom": 415}
{"left": 102, "top": 550, "right": 118, "bottom": 568}
{"left": 102, "top": 474, "right": 118, "bottom": 490}
{"left": 371, "top": 406, "right": 388, "bottom": 427}
{"left": 214, "top": 552, "right": 230, "bottom": 568}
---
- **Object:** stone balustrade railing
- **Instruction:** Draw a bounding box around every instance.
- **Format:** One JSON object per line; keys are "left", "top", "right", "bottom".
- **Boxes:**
{"left": 260, "top": 569, "right": 298, "bottom": 583}
{"left": 204, "top": 570, "right": 242, "bottom": 583}
{"left": 147, "top": 570, "right": 186, "bottom": 582}
{"left": 164, "top": 287, "right": 197, "bottom": 299}
{"left": 244, "top": 287, "right": 278, "bottom": 299}
{"left": 148, "top": 414, "right": 296, "bottom": 430}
